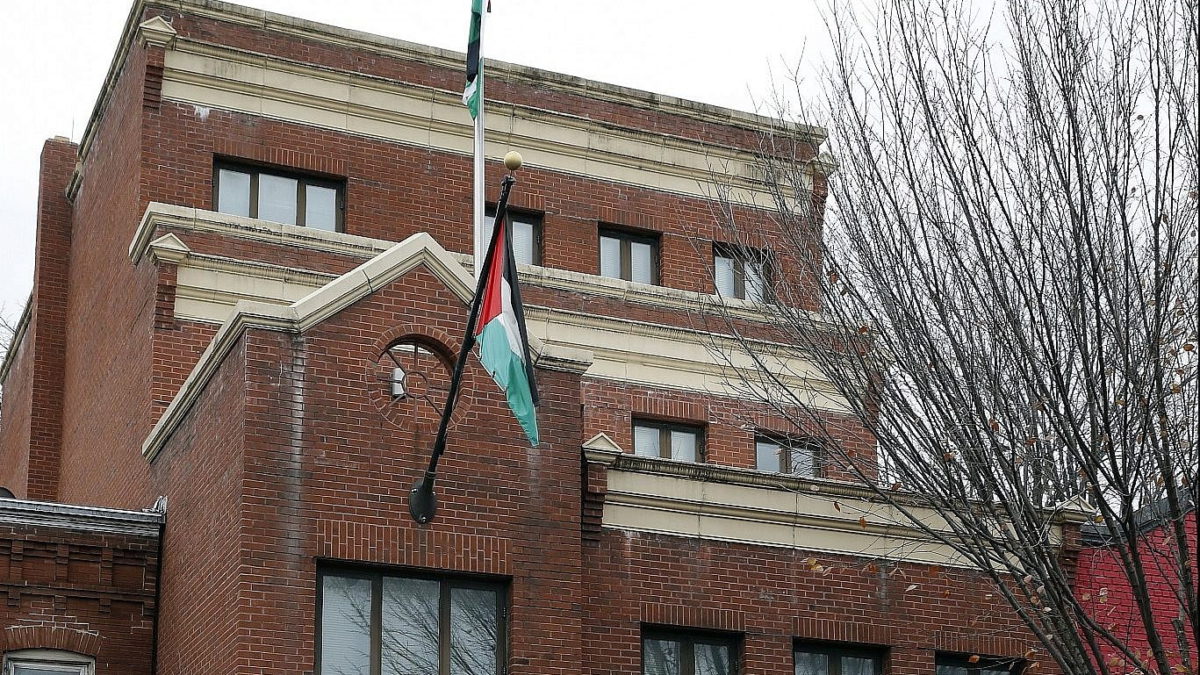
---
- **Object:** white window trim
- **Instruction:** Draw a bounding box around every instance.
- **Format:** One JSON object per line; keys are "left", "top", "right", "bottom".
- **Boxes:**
{"left": 3, "top": 649, "right": 94, "bottom": 675}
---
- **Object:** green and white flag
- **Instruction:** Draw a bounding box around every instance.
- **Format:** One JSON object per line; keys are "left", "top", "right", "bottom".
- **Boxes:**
{"left": 463, "top": 0, "right": 486, "bottom": 119}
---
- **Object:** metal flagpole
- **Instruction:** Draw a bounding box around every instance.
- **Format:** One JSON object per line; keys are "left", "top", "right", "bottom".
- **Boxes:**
{"left": 411, "top": 174, "right": 517, "bottom": 524}
{"left": 472, "top": 7, "right": 488, "bottom": 278}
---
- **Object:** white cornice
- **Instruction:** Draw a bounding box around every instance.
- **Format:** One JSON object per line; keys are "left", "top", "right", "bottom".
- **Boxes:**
{"left": 587, "top": 454, "right": 1087, "bottom": 566}
{"left": 130, "top": 203, "right": 394, "bottom": 265}
{"left": 131, "top": 203, "right": 835, "bottom": 330}
{"left": 73, "top": 0, "right": 826, "bottom": 196}
{"left": 147, "top": 0, "right": 823, "bottom": 141}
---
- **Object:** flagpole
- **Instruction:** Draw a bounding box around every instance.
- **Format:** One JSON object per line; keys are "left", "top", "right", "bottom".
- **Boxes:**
{"left": 411, "top": 173, "right": 517, "bottom": 525}
{"left": 472, "top": 7, "right": 488, "bottom": 278}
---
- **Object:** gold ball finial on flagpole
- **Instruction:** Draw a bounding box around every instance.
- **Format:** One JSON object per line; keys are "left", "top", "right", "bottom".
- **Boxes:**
{"left": 504, "top": 151, "right": 523, "bottom": 171}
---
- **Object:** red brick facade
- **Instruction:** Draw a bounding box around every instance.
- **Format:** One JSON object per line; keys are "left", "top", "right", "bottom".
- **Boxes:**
{"left": 0, "top": 500, "right": 161, "bottom": 674}
{"left": 0, "top": 2, "right": 1089, "bottom": 674}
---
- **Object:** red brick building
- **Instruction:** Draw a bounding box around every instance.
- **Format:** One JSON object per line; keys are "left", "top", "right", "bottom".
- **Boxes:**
{"left": 1074, "top": 506, "right": 1197, "bottom": 673}
{"left": 0, "top": 1, "right": 1083, "bottom": 674}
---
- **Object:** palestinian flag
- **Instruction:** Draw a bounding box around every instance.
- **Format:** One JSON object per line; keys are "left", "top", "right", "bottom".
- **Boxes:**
{"left": 463, "top": 0, "right": 487, "bottom": 119}
{"left": 475, "top": 210, "right": 539, "bottom": 446}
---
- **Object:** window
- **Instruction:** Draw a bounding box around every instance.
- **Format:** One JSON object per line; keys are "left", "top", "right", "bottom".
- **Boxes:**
{"left": 936, "top": 654, "right": 1023, "bottom": 675}
{"left": 794, "top": 644, "right": 882, "bottom": 675}
{"left": 319, "top": 568, "right": 506, "bottom": 675}
{"left": 2, "top": 650, "right": 93, "bottom": 675}
{"left": 600, "top": 228, "right": 658, "bottom": 284}
{"left": 643, "top": 629, "right": 738, "bottom": 675}
{"left": 713, "top": 244, "right": 771, "bottom": 302}
{"left": 633, "top": 419, "right": 704, "bottom": 463}
{"left": 756, "top": 434, "right": 821, "bottom": 477}
{"left": 485, "top": 206, "right": 542, "bottom": 266}
{"left": 215, "top": 162, "right": 343, "bottom": 231}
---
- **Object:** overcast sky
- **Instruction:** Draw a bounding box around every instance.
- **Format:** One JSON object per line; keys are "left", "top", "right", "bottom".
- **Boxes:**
{"left": 0, "top": 1, "right": 831, "bottom": 327}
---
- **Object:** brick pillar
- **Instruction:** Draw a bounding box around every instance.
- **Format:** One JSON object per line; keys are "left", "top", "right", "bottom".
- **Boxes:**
{"left": 26, "top": 137, "right": 77, "bottom": 501}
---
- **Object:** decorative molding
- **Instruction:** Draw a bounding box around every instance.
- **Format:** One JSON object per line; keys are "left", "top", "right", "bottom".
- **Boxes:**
{"left": 143, "top": 0, "right": 822, "bottom": 141}
{"left": 129, "top": 203, "right": 393, "bottom": 265}
{"left": 131, "top": 203, "right": 831, "bottom": 328}
{"left": 592, "top": 454, "right": 1087, "bottom": 567}
{"left": 141, "top": 232, "right": 594, "bottom": 460}
{"left": 158, "top": 38, "right": 803, "bottom": 208}
{"left": 0, "top": 293, "right": 31, "bottom": 386}
{"left": 129, "top": 204, "right": 846, "bottom": 406}
{"left": 145, "top": 233, "right": 191, "bottom": 264}
{"left": 73, "top": 0, "right": 828, "bottom": 208}
{"left": 0, "top": 497, "right": 163, "bottom": 538}
{"left": 583, "top": 433, "right": 624, "bottom": 459}
{"left": 136, "top": 15, "right": 177, "bottom": 49}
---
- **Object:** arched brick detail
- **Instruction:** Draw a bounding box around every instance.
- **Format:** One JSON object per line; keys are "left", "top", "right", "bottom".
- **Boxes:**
{"left": 1, "top": 624, "right": 100, "bottom": 657}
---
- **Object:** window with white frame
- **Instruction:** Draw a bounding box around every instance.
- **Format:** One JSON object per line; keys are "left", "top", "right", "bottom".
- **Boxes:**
{"left": 2, "top": 649, "right": 94, "bottom": 675}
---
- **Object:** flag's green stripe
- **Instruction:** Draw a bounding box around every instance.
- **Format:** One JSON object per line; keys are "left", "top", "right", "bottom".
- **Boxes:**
{"left": 479, "top": 320, "right": 539, "bottom": 446}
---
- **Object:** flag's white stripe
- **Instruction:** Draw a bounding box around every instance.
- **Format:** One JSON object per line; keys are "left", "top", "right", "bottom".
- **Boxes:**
{"left": 496, "top": 277, "right": 525, "bottom": 363}
{"left": 463, "top": 78, "right": 478, "bottom": 107}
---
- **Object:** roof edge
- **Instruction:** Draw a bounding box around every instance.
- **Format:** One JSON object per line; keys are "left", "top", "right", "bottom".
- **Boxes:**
{"left": 74, "top": 0, "right": 825, "bottom": 170}
{"left": 0, "top": 496, "right": 163, "bottom": 538}
{"left": 0, "top": 294, "right": 33, "bottom": 387}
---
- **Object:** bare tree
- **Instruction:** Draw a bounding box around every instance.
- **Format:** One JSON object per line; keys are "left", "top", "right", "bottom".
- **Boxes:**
{"left": 0, "top": 302, "right": 24, "bottom": 407}
{"left": 710, "top": 0, "right": 1198, "bottom": 674}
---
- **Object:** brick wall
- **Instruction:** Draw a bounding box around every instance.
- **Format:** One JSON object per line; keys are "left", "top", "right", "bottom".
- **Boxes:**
{"left": 0, "top": 507, "right": 160, "bottom": 675}
{"left": 55, "top": 35, "right": 158, "bottom": 510}
{"left": 0, "top": 329, "right": 34, "bottom": 496}
{"left": 584, "top": 530, "right": 1051, "bottom": 675}
{"left": 1073, "top": 512, "right": 1197, "bottom": 672}
{"left": 144, "top": 262, "right": 588, "bottom": 674}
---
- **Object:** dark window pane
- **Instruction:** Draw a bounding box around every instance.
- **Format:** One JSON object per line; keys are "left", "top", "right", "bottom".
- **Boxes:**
{"left": 14, "top": 669, "right": 83, "bottom": 675}
{"left": 644, "top": 638, "right": 681, "bottom": 675}
{"left": 744, "top": 260, "right": 765, "bottom": 301}
{"left": 258, "top": 173, "right": 299, "bottom": 224}
{"left": 449, "top": 586, "right": 499, "bottom": 675}
{"left": 217, "top": 169, "right": 251, "bottom": 217}
{"left": 695, "top": 642, "right": 734, "bottom": 675}
{"left": 321, "top": 574, "right": 372, "bottom": 675}
{"left": 306, "top": 184, "right": 339, "bottom": 231}
{"left": 795, "top": 651, "right": 830, "bottom": 675}
{"left": 843, "top": 656, "right": 876, "bottom": 675}
{"left": 381, "top": 577, "right": 440, "bottom": 675}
